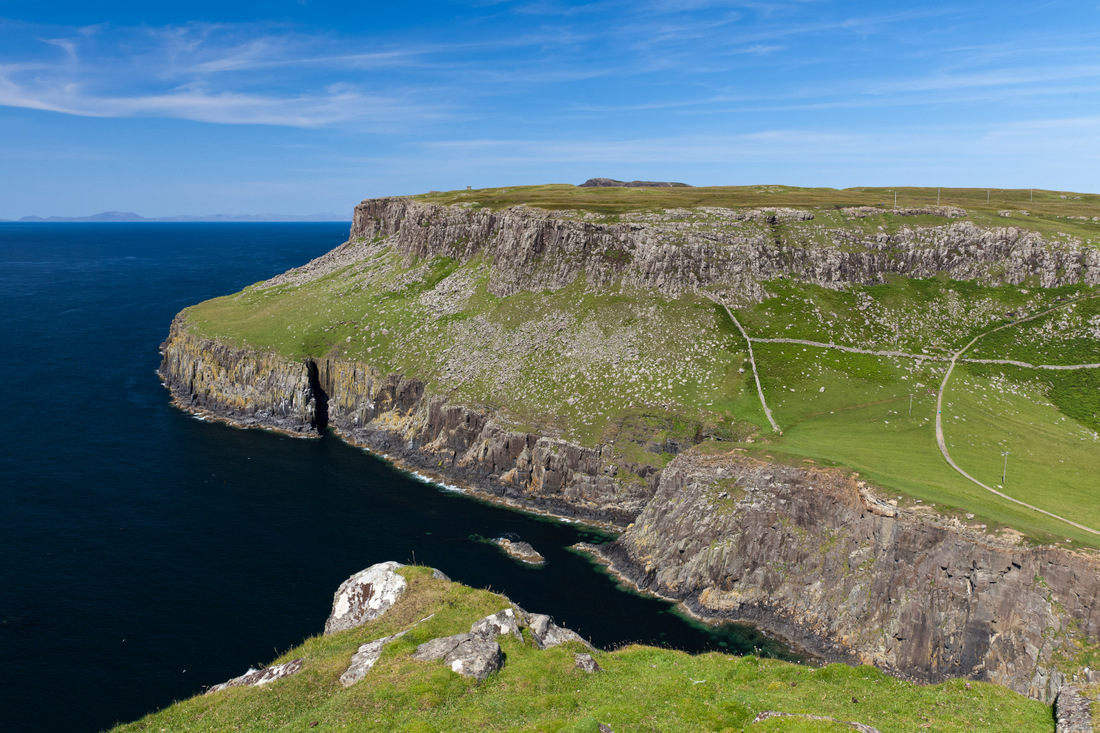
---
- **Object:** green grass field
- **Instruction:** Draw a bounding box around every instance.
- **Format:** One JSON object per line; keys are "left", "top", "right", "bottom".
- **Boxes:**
{"left": 183, "top": 184, "right": 1100, "bottom": 548}
{"left": 109, "top": 566, "right": 1054, "bottom": 733}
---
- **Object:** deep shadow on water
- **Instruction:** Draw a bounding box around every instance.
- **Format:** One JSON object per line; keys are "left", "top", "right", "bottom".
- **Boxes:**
{"left": 0, "top": 223, "right": 793, "bottom": 733}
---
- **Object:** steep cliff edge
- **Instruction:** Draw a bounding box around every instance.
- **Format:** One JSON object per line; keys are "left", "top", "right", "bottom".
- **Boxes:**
{"left": 160, "top": 187, "right": 1100, "bottom": 704}
{"left": 597, "top": 449, "right": 1100, "bottom": 702}
{"left": 159, "top": 319, "right": 656, "bottom": 526}
{"left": 333, "top": 197, "right": 1100, "bottom": 301}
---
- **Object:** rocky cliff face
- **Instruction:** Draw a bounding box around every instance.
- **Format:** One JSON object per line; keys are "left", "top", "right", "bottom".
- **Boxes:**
{"left": 159, "top": 320, "right": 657, "bottom": 525}
{"left": 598, "top": 449, "right": 1100, "bottom": 702}
{"left": 161, "top": 195, "right": 1100, "bottom": 704}
{"left": 335, "top": 198, "right": 1100, "bottom": 301}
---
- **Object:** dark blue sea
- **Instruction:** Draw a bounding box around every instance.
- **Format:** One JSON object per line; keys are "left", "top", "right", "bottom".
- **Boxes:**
{"left": 0, "top": 223, "right": 790, "bottom": 732}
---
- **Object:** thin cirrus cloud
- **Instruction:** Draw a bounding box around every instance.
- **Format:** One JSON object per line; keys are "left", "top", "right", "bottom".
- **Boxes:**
{"left": 0, "top": 21, "right": 461, "bottom": 127}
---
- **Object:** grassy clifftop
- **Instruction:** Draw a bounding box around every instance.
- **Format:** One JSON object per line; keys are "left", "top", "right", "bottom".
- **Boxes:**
{"left": 180, "top": 184, "right": 1100, "bottom": 547}
{"left": 109, "top": 565, "right": 1054, "bottom": 733}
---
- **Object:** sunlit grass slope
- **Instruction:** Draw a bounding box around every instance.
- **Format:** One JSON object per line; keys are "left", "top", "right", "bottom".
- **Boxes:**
{"left": 109, "top": 566, "right": 1054, "bottom": 733}
{"left": 184, "top": 184, "right": 1100, "bottom": 546}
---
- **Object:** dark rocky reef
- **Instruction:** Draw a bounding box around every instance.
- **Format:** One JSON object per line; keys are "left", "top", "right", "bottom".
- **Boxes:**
{"left": 596, "top": 449, "right": 1100, "bottom": 702}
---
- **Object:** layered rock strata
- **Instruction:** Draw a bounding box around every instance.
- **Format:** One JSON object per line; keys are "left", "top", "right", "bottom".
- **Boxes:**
{"left": 160, "top": 320, "right": 656, "bottom": 526}
{"left": 303, "top": 198, "right": 1100, "bottom": 302}
{"left": 596, "top": 449, "right": 1100, "bottom": 703}
{"left": 161, "top": 196, "right": 1100, "bottom": 705}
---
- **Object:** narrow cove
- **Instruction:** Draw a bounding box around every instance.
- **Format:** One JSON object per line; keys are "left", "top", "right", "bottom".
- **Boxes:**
{"left": 0, "top": 223, "right": 792, "bottom": 733}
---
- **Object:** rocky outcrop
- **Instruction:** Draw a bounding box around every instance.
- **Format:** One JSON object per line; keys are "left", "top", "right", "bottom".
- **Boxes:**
{"left": 206, "top": 658, "right": 304, "bottom": 694}
{"left": 411, "top": 634, "right": 505, "bottom": 681}
{"left": 598, "top": 450, "right": 1100, "bottom": 702}
{"left": 1055, "top": 686, "right": 1096, "bottom": 732}
{"left": 157, "top": 314, "right": 316, "bottom": 433}
{"left": 331, "top": 198, "right": 1100, "bottom": 301}
{"left": 325, "top": 561, "right": 409, "bottom": 635}
{"left": 340, "top": 632, "right": 408, "bottom": 687}
{"left": 495, "top": 538, "right": 546, "bottom": 565}
{"left": 160, "top": 322, "right": 656, "bottom": 527}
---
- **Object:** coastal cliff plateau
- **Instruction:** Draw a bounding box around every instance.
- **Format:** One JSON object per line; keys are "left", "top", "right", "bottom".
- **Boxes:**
{"left": 339, "top": 197, "right": 1100, "bottom": 302}
{"left": 160, "top": 186, "right": 1100, "bottom": 705}
{"left": 596, "top": 449, "right": 1100, "bottom": 703}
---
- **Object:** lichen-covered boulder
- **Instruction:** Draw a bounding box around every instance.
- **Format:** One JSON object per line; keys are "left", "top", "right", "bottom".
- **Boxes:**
{"left": 325, "top": 561, "right": 407, "bottom": 635}
{"left": 527, "top": 613, "right": 594, "bottom": 650}
{"left": 206, "top": 658, "right": 304, "bottom": 694}
{"left": 411, "top": 633, "right": 503, "bottom": 681}
{"left": 470, "top": 608, "right": 524, "bottom": 641}
{"left": 574, "top": 653, "right": 602, "bottom": 673}
{"left": 339, "top": 632, "right": 406, "bottom": 687}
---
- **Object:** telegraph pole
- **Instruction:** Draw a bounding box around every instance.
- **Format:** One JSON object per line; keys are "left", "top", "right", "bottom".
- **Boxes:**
{"left": 1001, "top": 450, "right": 1010, "bottom": 485}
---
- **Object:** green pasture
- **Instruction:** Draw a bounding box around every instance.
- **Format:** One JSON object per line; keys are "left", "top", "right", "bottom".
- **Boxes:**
{"left": 110, "top": 566, "right": 1053, "bottom": 733}
{"left": 942, "top": 365, "right": 1100, "bottom": 535}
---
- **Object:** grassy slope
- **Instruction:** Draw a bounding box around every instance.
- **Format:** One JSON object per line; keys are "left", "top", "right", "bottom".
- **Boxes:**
{"left": 109, "top": 566, "right": 1053, "bottom": 733}
{"left": 184, "top": 185, "right": 1100, "bottom": 546}
{"left": 735, "top": 278, "right": 1100, "bottom": 546}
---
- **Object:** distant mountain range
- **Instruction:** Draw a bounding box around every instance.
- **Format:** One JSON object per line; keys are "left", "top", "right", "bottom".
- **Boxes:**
{"left": 4, "top": 211, "right": 349, "bottom": 223}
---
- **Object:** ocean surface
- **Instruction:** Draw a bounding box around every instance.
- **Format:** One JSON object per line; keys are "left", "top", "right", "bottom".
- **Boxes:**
{"left": 0, "top": 223, "right": 791, "bottom": 732}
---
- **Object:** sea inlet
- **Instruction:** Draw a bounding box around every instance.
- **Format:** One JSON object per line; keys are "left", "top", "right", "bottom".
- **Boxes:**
{"left": 0, "top": 222, "right": 790, "bottom": 733}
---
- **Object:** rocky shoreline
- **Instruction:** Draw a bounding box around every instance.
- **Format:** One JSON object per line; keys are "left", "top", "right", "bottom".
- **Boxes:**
{"left": 159, "top": 195, "right": 1100, "bottom": 705}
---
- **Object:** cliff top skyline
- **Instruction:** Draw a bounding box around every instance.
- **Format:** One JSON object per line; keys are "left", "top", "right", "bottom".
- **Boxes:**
{"left": 1, "top": 1, "right": 1097, "bottom": 219}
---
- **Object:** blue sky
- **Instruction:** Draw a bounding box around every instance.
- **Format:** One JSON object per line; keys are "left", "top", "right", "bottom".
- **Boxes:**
{"left": 1, "top": 1, "right": 1098, "bottom": 217}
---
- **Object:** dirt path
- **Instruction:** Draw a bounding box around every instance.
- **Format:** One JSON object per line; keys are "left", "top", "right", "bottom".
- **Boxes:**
{"left": 934, "top": 335, "right": 1100, "bottom": 537}
{"left": 931, "top": 297, "right": 1100, "bottom": 537}
{"left": 706, "top": 294, "right": 781, "bottom": 433}
{"left": 732, "top": 291, "right": 1100, "bottom": 536}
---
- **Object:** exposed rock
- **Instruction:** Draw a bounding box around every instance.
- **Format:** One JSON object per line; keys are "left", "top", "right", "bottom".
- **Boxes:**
{"left": 752, "top": 711, "right": 882, "bottom": 733}
{"left": 342, "top": 198, "right": 1098, "bottom": 301}
{"left": 574, "top": 652, "right": 602, "bottom": 673}
{"left": 495, "top": 538, "right": 546, "bottom": 565}
{"left": 412, "top": 633, "right": 474, "bottom": 661}
{"left": 527, "top": 613, "right": 595, "bottom": 651}
{"left": 843, "top": 206, "right": 966, "bottom": 219}
{"left": 339, "top": 613, "right": 436, "bottom": 686}
{"left": 470, "top": 608, "right": 524, "bottom": 641}
{"left": 411, "top": 633, "right": 504, "bottom": 681}
{"left": 324, "top": 561, "right": 407, "bottom": 635}
{"left": 339, "top": 633, "right": 405, "bottom": 687}
{"left": 600, "top": 450, "right": 1100, "bottom": 702}
{"left": 206, "top": 658, "right": 304, "bottom": 694}
{"left": 1055, "top": 686, "right": 1094, "bottom": 732}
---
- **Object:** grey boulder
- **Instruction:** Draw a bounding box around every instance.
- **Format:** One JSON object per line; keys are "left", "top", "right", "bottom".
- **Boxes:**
{"left": 470, "top": 608, "right": 524, "bottom": 641}
{"left": 325, "top": 561, "right": 407, "bottom": 635}
{"left": 527, "top": 613, "right": 594, "bottom": 651}
{"left": 412, "top": 633, "right": 504, "bottom": 682}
